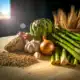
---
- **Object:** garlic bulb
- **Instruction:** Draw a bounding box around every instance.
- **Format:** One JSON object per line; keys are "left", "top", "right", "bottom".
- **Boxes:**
{"left": 24, "top": 39, "right": 40, "bottom": 54}
{"left": 31, "top": 39, "right": 40, "bottom": 52}
{"left": 27, "top": 43, "right": 35, "bottom": 53}
{"left": 24, "top": 41, "right": 34, "bottom": 53}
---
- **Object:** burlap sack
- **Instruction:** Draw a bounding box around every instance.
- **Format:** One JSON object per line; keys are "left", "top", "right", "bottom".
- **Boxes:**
{"left": 4, "top": 36, "right": 25, "bottom": 52}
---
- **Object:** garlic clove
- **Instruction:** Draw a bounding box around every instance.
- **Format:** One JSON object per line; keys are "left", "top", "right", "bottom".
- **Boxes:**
{"left": 27, "top": 44, "right": 34, "bottom": 53}
{"left": 31, "top": 42, "right": 39, "bottom": 52}
{"left": 31, "top": 39, "right": 40, "bottom": 44}
{"left": 24, "top": 40, "right": 30, "bottom": 52}
{"left": 34, "top": 52, "right": 41, "bottom": 59}
{"left": 30, "top": 39, "right": 40, "bottom": 52}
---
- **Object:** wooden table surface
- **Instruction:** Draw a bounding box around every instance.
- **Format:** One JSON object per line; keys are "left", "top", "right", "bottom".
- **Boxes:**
{"left": 0, "top": 36, "right": 80, "bottom": 80}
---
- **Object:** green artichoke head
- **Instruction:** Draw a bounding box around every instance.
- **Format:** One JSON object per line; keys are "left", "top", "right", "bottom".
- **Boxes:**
{"left": 30, "top": 18, "right": 53, "bottom": 40}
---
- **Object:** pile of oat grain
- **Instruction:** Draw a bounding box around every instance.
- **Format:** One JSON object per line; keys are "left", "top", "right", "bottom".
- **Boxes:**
{"left": 0, "top": 50, "right": 38, "bottom": 67}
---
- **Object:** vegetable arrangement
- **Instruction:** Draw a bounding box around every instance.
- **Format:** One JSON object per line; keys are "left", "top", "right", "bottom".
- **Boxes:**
{"left": 29, "top": 16, "right": 80, "bottom": 66}
{"left": 50, "top": 27, "right": 80, "bottom": 65}
{"left": 4, "top": 5, "right": 80, "bottom": 67}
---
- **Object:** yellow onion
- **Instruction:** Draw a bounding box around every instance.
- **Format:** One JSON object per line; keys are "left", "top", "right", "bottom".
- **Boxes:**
{"left": 40, "top": 36, "right": 55, "bottom": 55}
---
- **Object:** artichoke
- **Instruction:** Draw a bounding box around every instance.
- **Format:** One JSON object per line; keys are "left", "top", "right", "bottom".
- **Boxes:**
{"left": 30, "top": 18, "right": 53, "bottom": 41}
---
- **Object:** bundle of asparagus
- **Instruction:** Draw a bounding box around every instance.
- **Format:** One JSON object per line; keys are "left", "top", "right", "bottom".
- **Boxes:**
{"left": 51, "top": 47, "right": 79, "bottom": 66}
{"left": 50, "top": 27, "right": 80, "bottom": 66}
{"left": 51, "top": 48, "right": 70, "bottom": 66}
{"left": 50, "top": 5, "right": 80, "bottom": 66}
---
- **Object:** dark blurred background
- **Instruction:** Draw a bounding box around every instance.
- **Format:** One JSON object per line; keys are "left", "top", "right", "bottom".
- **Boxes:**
{"left": 0, "top": 0, "right": 80, "bottom": 37}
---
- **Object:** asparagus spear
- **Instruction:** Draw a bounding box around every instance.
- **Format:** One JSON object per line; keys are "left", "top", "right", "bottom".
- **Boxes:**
{"left": 60, "top": 28, "right": 80, "bottom": 41}
{"left": 60, "top": 48, "right": 69, "bottom": 65}
{"left": 70, "top": 57, "right": 74, "bottom": 65}
{"left": 76, "top": 41, "right": 80, "bottom": 44}
{"left": 51, "top": 54, "right": 55, "bottom": 65}
{"left": 55, "top": 47, "right": 60, "bottom": 65}
{"left": 51, "top": 37, "right": 80, "bottom": 61}
{"left": 55, "top": 29, "right": 80, "bottom": 48}
{"left": 52, "top": 33, "right": 80, "bottom": 54}
{"left": 72, "top": 32, "right": 80, "bottom": 38}
{"left": 63, "top": 28, "right": 80, "bottom": 38}
{"left": 73, "top": 58, "right": 78, "bottom": 65}
{"left": 67, "top": 54, "right": 72, "bottom": 65}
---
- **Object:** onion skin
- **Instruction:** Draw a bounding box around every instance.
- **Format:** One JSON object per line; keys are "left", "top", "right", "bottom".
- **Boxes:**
{"left": 40, "top": 36, "right": 55, "bottom": 55}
